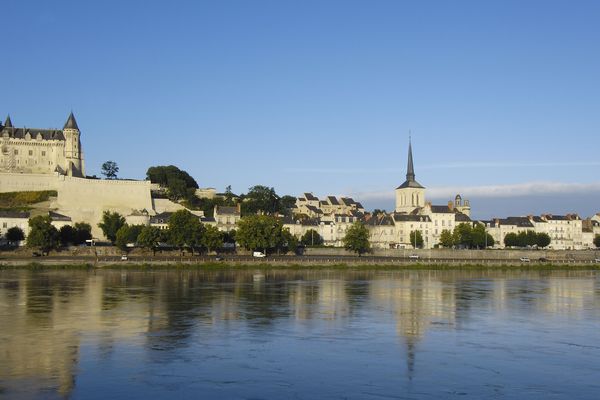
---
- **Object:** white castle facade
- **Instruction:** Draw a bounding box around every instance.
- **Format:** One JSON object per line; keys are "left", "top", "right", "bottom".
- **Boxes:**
{"left": 1, "top": 114, "right": 84, "bottom": 177}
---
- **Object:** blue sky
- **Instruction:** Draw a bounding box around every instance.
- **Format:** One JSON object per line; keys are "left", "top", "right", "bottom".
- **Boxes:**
{"left": 2, "top": 0, "right": 599, "bottom": 219}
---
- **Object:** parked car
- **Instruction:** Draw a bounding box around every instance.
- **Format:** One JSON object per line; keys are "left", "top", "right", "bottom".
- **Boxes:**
{"left": 120, "top": 254, "right": 128, "bottom": 261}
{"left": 253, "top": 251, "right": 266, "bottom": 258}
{"left": 595, "top": 258, "right": 600, "bottom": 263}
{"left": 538, "top": 257, "right": 548, "bottom": 262}
{"left": 215, "top": 256, "right": 224, "bottom": 261}
{"left": 519, "top": 257, "right": 530, "bottom": 263}
{"left": 409, "top": 254, "right": 420, "bottom": 260}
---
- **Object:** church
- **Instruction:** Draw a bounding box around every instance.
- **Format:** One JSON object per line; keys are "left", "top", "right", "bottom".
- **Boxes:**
{"left": 0, "top": 113, "right": 85, "bottom": 177}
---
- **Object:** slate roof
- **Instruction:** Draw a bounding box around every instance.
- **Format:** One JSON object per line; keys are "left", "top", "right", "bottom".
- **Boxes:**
{"left": 0, "top": 127, "right": 65, "bottom": 140}
{"left": 215, "top": 206, "right": 240, "bottom": 215}
{"left": 63, "top": 112, "right": 79, "bottom": 130}
{"left": 304, "top": 193, "right": 319, "bottom": 201}
{"left": 364, "top": 214, "right": 395, "bottom": 226}
{"left": 393, "top": 213, "right": 431, "bottom": 222}
{"left": 150, "top": 212, "right": 173, "bottom": 224}
{"left": 493, "top": 217, "right": 534, "bottom": 228}
{"left": 455, "top": 212, "right": 471, "bottom": 222}
{"left": 327, "top": 196, "right": 340, "bottom": 205}
{"left": 430, "top": 205, "right": 454, "bottom": 214}
{"left": 0, "top": 210, "right": 30, "bottom": 219}
{"left": 49, "top": 211, "right": 71, "bottom": 221}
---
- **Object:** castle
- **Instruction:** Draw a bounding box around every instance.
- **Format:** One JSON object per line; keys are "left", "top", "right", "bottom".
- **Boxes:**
{"left": 1, "top": 113, "right": 85, "bottom": 177}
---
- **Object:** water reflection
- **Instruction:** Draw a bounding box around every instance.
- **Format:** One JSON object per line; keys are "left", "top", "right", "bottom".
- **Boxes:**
{"left": 1, "top": 269, "right": 599, "bottom": 399}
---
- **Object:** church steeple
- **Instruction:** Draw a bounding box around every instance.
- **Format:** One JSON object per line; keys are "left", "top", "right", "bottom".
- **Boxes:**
{"left": 396, "top": 137, "right": 424, "bottom": 189}
{"left": 406, "top": 136, "right": 415, "bottom": 182}
{"left": 63, "top": 112, "right": 79, "bottom": 130}
{"left": 4, "top": 115, "right": 13, "bottom": 128}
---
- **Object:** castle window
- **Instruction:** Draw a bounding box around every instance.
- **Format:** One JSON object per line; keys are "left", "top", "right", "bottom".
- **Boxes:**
{"left": 29, "top": 150, "right": 33, "bottom": 156}
{"left": 14, "top": 150, "right": 18, "bottom": 155}
{"left": 42, "top": 151, "right": 46, "bottom": 156}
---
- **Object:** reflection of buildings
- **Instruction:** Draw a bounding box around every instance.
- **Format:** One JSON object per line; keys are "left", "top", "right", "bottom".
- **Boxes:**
{"left": 0, "top": 272, "right": 169, "bottom": 397}
{"left": 540, "top": 278, "right": 597, "bottom": 314}
{"left": 369, "top": 274, "right": 456, "bottom": 378}
{"left": 318, "top": 279, "right": 349, "bottom": 321}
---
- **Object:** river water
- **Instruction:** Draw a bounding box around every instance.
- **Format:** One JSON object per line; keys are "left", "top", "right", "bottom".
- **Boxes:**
{"left": 0, "top": 268, "right": 599, "bottom": 399}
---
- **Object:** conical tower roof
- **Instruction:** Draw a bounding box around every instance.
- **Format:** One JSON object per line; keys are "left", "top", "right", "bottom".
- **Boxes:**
{"left": 396, "top": 137, "right": 424, "bottom": 189}
{"left": 63, "top": 112, "right": 79, "bottom": 130}
{"left": 4, "top": 115, "right": 13, "bottom": 128}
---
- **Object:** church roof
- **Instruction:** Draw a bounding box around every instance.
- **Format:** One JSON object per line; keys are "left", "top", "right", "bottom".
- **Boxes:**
{"left": 397, "top": 138, "right": 425, "bottom": 189}
{"left": 63, "top": 112, "right": 79, "bottom": 130}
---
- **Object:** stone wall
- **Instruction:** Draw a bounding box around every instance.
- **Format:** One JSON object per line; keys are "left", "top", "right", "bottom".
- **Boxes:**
{"left": 304, "top": 247, "right": 600, "bottom": 261}
{"left": 0, "top": 172, "right": 62, "bottom": 192}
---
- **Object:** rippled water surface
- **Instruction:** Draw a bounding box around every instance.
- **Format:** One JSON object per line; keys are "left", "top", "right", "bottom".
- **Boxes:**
{"left": 1, "top": 269, "right": 599, "bottom": 399}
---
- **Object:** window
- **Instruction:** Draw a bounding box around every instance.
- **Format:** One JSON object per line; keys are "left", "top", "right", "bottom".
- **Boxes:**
{"left": 14, "top": 149, "right": 18, "bottom": 155}
{"left": 2, "top": 222, "right": 6, "bottom": 228}
{"left": 42, "top": 151, "right": 46, "bottom": 156}
{"left": 29, "top": 150, "right": 33, "bottom": 156}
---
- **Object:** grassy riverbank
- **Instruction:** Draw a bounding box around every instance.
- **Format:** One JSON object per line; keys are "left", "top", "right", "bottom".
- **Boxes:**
{"left": 2, "top": 261, "right": 600, "bottom": 271}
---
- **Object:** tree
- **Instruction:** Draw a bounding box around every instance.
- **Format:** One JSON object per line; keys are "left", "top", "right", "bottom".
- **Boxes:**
{"left": 101, "top": 161, "right": 119, "bottom": 179}
{"left": 59, "top": 225, "right": 76, "bottom": 246}
{"left": 594, "top": 234, "right": 600, "bottom": 249}
{"left": 167, "top": 210, "right": 204, "bottom": 254}
{"left": 115, "top": 224, "right": 144, "bottom": 252}
{"left": 453, "top": 223, "right": 473, "bottom": 248}
{"left": 73, "top": 222, "right": 92, "bottom": 245}
{"left": 439, "top": 229, "right": 454, "bottom": 248}
{"left": 235, "top": 215, "right": 283, "bottom": 253}
{"left": 5, "top": 226, "right": 25, "bottom": 245}
{"left": 202, "top": 225, "right": 223, "bottom": 253}
{"left": 241, "top": 185, "right": 280, "bottom": 215}
{"left": 146, "top": 165, "right": 198, "bottom": 201}
{"left": 98, "top": 211, "right": 126, "bottom": 244}
{"left": 301, "top": 229, "right": 323, "bottom": 246}
{"left": 137, "top": 226, "right": 163, "bottom": 255}
{"left": 343, "top": 222, "right": 370, "bottom": 256}
{"left": 26, "top": 215, "right": 59, "bottom": 254}
{"left": 279, "top": 195, "right": 297, "bottom": 216}
{"left": 504, "top": 232, "right": 518, "bottom": 247}
{"left": 536, "top": 233, "right": 551, "bottom": 248}
{"left": 280, "top": 228, "right": 299, "bottom": 254}
{"left": 410, "top": 230, "right": 424, "bottom": 249}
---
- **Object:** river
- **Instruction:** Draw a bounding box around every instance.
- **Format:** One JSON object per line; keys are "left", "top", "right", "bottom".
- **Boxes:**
{"left": 1, "top": 268, "right": 599, "bottom": 399}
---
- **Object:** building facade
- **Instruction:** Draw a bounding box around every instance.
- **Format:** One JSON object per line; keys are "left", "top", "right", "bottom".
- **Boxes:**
{"left": 0, "top": 113, "right": 85, "bottom": 177}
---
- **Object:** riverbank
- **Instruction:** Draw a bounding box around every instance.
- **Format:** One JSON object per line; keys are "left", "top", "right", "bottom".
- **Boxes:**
{"left": 2, "top": 258, "right": 600, "bottom": 270}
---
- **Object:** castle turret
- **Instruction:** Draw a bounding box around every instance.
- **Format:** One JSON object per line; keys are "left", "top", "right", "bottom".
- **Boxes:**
{"left": 4, "top": 115, "right": 13, "bottom": 128}
{"left": 62, "top": 112, "right": 84, "bottom": 177}
{"left": 395, "top": 138, "right": 426, "bottom": 213}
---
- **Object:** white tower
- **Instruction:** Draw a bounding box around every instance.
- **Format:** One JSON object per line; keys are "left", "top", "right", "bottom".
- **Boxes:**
{"left": 62, "top": 112, "right": 85, "bottom": 177}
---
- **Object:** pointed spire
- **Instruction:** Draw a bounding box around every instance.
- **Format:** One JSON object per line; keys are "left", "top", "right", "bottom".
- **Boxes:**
{"left": 63, "top": 112, "right": 79, "bottom": 130}
{"left": 406, "top": 135, "right": 415, "bottom": 182}
{"left": 4, "top": 114, "right": 13, "bottom": 128}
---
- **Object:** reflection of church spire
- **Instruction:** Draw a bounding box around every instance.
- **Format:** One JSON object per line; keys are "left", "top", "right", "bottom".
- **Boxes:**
{"left": 405, "top": 337, "right": 417, "bottom": 381}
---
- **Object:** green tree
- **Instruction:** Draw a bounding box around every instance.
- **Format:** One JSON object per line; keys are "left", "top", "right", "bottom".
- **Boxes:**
{"left": 146, "top": 165, "right": 199, "bottom": 201}
{"left": 410, "top": 230, "right": 424, "bottom": 248}
{"left": 26, "top": 215, "right": 59, "bottom": 254}
{"left": 101, "top": 161, "right": 119, "bottom": 179}
{"left": 167, "top": 210, "right": 204, "bottom": 254}
{"left": 73, "top": 222, "right": 92, "bottom": 245}
{"left": 279, "top": 195, "right": 297, "bottom": 216}
{"left": 98, "top": 211, "right": 126, "bottom": 244}
{"left": 137, "top": 226, "right": 163, "bottom": 255}
{"left": 536, "top": 233, "right": 551, "bottom": 248}
{"left": 343, "top": 222, "right": 371, "bottom": 256}
{"left": 504, "top": 232, "right": 520, "bottom": 247}
{"left": 241, "top": 185, "right": 280, "bottom": 215}
{"left": 202, "top": 225, "right": 223, "bottom": 253}
{"left": 115, "top": 224, "right": 144, "bottom": 252}
{"left": 235, "top": 215, "right": 283, "bottom": 253}
{"left": 453, "top": 223, "right": 473, "bottom": 248}
{"left": 280, "top": 228, "right": 299, "bottom": 254}
{"left": 439, "top": 229, "right": 454, "bottom": 248}
{"left": 594, "top": 234, "right": 600, "bottom": 248}
{"left": 5, "top": 226, "right": 25, "bottom": 245}
{"left": 301, "top": 229, "right": 323, "bottom": 246}
{"left": 59, "top": 225, "right": 76, "bottom": 246}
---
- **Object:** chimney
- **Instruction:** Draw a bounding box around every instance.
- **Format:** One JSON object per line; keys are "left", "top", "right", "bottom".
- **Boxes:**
{"left": 448, "top": 201, "right": 454, "bottom": 211}
{"left": 236, "top": 203, "right": 241, "bottom": 214}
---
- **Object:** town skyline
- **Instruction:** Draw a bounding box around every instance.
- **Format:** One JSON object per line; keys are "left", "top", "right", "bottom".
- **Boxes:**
{"left": 3, "top": 1, "right": 599, "bottom": 219}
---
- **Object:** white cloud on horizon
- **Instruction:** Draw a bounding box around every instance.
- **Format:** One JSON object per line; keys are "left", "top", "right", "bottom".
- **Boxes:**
{"left": 350, "top": 181, "right": 600, "bottom": 202}
{"left": 284, "top": 161, "right": 600, "bottom": 174}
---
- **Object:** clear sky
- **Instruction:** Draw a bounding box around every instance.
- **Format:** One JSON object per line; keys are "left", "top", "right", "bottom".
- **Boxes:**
{"left": 3, "top": 0, "right": 599, "bottom": 219}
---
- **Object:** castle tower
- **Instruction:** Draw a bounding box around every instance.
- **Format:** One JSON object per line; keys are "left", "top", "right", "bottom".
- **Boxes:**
{"left": 395, "top": 138, "right": 425, "bottom": 213}
{"left": 62, "top": 112, "right": 85, "bottom": 177}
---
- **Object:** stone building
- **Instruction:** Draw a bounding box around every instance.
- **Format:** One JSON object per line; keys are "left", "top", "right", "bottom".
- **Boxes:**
{"left": 0, "top": 113, "right": 85, "bottom": 177}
